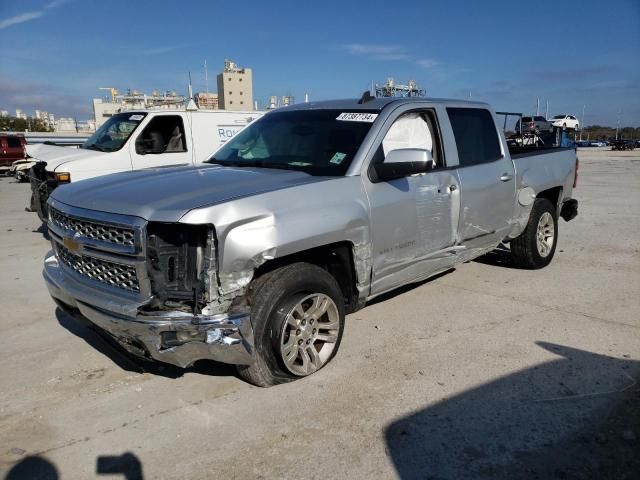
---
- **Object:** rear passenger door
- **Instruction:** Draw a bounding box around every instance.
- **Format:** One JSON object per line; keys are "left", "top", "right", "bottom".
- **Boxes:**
{"left": 130, "top": 114, "right": 191, "bottom": 170}
{"left": 2, "top": 136, "right": 25, "bottom": 166}
{"left": 0, "top": 137, "right": 8, "bottom": 167}
{"left": 447, "top": 107, "right": 516, "bottom": 251}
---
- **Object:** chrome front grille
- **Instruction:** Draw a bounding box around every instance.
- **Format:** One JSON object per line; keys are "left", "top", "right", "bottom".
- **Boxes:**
{"left": 56, "top": 243, "right": 140, "bottom": 293}
{"left": 50, "top": 208, "right": 135, "bottom": 247}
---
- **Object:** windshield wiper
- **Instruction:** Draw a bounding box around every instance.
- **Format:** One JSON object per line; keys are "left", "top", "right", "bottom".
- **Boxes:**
{"left": 84, "top": 143, "right": 107, "bottom": 152}
{"left": 208, "top": 158, "right": 305, "bottom": 172}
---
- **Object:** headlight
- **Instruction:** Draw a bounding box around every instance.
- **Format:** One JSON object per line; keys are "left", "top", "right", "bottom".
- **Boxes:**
{"left": 55, "top": 172, "right": 71, "bottom": 183}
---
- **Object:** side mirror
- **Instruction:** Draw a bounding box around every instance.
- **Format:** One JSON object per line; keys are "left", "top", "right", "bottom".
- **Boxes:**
{"left": 372, "top": 148, "right": 434, "bottom": 182}
{"left": 135, "top": 137, "right": 147, "bottom": 155}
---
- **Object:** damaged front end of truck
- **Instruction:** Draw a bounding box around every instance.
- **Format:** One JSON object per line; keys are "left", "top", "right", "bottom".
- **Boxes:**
{"left": 44, "top": 200, "right": 255, "bottom": 368}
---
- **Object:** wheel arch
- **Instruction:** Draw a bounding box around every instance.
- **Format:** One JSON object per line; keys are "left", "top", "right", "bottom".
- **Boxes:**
{"left": 536, "top": 186, "right": 563, "bottom": 214}
{"left": 253, "top": 241, "right": 362, "bottom": 313}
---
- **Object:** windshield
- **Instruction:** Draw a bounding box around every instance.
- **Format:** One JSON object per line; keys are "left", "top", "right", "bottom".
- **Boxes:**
{"left": 82, "top": 112, "right": 146, "bottom": 152}
{"left": 207, "top": 109, "right": 377, "bottom": 176}
{"left": 552, "top": 115, "right": 565, "bottom": 119}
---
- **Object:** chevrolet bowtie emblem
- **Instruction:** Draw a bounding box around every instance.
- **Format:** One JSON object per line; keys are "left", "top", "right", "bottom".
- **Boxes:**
{"left": 63, "top": 236, "right": 81, "bottom": 254}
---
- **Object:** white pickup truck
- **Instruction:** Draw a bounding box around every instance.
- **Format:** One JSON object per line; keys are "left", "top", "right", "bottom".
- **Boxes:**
{"left": 28, "top": 108, "right": 262, "bottom": 220}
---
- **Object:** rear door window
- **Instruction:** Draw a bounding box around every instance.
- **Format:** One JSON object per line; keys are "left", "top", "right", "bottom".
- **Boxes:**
{"left": 447, "top": 108, "right": 502, "bottom": 167}
{"left": 7, "top": 136, "right": 22, "bottom": 148}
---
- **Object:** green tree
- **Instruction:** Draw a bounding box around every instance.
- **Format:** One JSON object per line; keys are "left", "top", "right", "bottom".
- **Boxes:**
{"left": 0, "top": 116, "right": 53, "bottom": 132}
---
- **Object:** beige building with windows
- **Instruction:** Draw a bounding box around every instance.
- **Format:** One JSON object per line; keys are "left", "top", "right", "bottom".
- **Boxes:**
{"left": 195, "top": 92, "right": 219, "bottom": 110}
{"left": 216, "top": 60, "right": 254, "bottom": 111}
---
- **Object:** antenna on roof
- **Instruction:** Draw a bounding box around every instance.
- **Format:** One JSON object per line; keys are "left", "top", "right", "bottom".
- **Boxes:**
{"left": 358, "top": 90, "right": 375, "bottom": 104}
{"left": 186, "top": 72, "right": 198, "bottom": 111}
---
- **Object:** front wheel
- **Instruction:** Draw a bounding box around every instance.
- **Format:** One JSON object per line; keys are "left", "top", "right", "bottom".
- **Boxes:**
{"left": 510, "top": 198, "right": 558, "bottom": 269}
{"left": 237, "top": 262, "right": 345, "bottom": 387}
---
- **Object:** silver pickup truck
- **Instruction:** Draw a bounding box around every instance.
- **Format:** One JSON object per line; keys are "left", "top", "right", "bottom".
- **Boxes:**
{"left": 43, "top": 97, "right": 578, "bottom": 386}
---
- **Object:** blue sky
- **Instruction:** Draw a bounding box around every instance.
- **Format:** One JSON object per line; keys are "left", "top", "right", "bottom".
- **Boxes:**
{"left": 1, "top": 0, "right": 638, "bottom": 126}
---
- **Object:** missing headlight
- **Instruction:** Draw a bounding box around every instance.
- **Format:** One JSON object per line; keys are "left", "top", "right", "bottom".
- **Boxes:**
{"left": 145, "top": 223, "right": 212, "bottom": 312}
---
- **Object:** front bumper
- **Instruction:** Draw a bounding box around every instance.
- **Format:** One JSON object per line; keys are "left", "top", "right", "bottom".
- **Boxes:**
{"left": 28, "top": 166, "right": 54, "bottom": 222}
{"left": 44, "top": 251, "right": 254, "bottom": 368}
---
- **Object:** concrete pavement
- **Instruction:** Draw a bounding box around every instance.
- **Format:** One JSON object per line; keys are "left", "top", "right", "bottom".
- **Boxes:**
{"left": 1, "top": 148, "right": 638, "bottom": 479}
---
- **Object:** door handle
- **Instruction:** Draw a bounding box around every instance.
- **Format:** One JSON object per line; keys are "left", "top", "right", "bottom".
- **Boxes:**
{"left": 499, "top": 173, "right": 513, "bottom": 182}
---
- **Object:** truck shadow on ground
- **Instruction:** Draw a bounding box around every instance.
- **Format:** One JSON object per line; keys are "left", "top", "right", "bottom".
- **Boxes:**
{"left": 384, "top": 342, "right": 640, "bottom": 480}
{"left": 473, "top": 243, "right": 518, "bottom": 269}
{"left": 5, "top": 451, "right": 144, "bottom": 480}
{"left": 55, "top": 308, "right": 237, "bottom": 379}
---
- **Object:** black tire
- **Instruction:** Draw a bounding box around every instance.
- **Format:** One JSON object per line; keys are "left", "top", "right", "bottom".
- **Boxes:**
{"left": 237, "top": 262, "right": 345, "bottom": 387}
{"left": 511, "top": 198, "right": 558, "bottom": 269}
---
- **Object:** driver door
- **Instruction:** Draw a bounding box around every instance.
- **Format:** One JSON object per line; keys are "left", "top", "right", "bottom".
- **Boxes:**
{"left": 364, "top": 109, "right": 461, "bottom": 296}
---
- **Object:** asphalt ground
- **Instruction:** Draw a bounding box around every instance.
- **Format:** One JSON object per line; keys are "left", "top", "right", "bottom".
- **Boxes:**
{"left": 1, "top": 148, "right": 638, "bottom": 479}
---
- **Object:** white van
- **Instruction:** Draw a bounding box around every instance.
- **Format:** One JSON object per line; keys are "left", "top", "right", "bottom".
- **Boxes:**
{"left": 28, "top": 108, "right": 262, "bottom": 219}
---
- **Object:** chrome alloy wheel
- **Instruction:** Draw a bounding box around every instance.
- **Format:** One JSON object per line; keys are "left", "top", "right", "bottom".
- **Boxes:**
{"left": 536, "top": 212, "right": 555, "bottom": 258}
{"left": 279, "top": 293, "right": 340, "bottom": 376}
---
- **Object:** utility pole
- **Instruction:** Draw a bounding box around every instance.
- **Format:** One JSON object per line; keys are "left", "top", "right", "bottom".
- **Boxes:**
{"left": 536, "top": 98, "right": 540, "bottom": 116}
{"left": 204, "top": 60, "right": 209, "bottom": 93}
{"left": 580, "top": 104, "right": 585, "bottom": 141}
{"left": 545, "top": 100, "right": 549, "bottom": 119}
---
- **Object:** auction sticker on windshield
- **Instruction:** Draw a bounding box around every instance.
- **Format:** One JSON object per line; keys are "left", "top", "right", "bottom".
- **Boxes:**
{"left": 336, "top": 112, "right": 378, "bottom": 122}
{"left": 129, "top": 114, "right": 144, "bottom": 121}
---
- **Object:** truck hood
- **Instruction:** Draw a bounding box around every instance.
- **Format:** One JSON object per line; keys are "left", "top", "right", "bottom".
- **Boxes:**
{"left": 50, "top": 164, "right": 332, "bottom": 222}
{"left": 26, "top": 144, "right": 105, "bottom": 171}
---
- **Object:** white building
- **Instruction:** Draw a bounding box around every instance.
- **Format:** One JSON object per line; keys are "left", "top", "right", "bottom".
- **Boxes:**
{"left": 93, "top": 89, "right": 187, "bottom": 128}
{"left": 54, "top": 117, "right": 77, "bottom": 132}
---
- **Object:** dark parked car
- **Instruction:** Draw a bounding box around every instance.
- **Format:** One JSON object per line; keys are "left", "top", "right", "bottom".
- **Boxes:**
{"left": 0, "top": 134, "right": 26, "bottom": 169}
{"left": 515, "top": 116, "right": 554, "bottom": 134}
{"left": 610, "top": 139, "right": 636, "bottom": 151}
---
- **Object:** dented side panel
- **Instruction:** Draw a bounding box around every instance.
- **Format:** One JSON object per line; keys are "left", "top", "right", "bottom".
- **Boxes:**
{"left": 507, "top": 148, "right": 576, "bottom": 239}
{"left": 180, "top": 176, "right": 373, "bottom": 302}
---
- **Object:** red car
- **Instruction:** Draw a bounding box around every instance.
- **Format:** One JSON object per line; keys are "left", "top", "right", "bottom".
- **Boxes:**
{"left": 0, "top": 134, "right": 26, "bottom": 169}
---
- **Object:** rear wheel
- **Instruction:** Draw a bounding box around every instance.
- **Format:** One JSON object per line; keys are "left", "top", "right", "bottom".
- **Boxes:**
{"left": 511, "top": 198, "right": 558, "bottom": 269}
{"left": 237, "top": 262, "right": 345, "bottom": 387}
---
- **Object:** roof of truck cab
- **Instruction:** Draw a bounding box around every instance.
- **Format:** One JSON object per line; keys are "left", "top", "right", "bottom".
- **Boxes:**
{"left": 116, "top": 109, "right": 262, "bottom": 115}
{"left": 281, "top": 97, "right": 490, "bottom": 112}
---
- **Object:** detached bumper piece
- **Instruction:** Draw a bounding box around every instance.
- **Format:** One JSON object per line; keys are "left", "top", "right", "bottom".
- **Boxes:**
{"left": 560, "top": 198, "right": 578, "bottom": 222}
{"left": 44, "top": 252, "right": 254, "bottom": 368}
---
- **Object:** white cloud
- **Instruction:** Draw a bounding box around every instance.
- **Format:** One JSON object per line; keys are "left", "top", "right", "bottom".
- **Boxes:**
{"left": 0, "top": 12, "right": 44, "bottom": 30}
{"left": 416, "top": 58, "right": 439, "bottom": 69}
{"left": 45, "top": 0, "right": 70, "bottom": 8}
{"left": 342, "top": 44, "right": 411, "bottom": 61}
{"left": 139, "top": 45, "right": 189, "bottom": 55}
{"left": 0, "top": 0, "right": 69, "bottom": 31}
{"left": 341, "top": 44, "right": 440, "bottom": 69}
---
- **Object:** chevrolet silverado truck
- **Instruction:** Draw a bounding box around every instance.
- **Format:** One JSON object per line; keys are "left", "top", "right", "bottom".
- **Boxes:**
{"left": 43, "top": 97, "right": 579, "bottom": 387}
{"left": 28, "top": 108, "right": 262, "bottom": 221}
